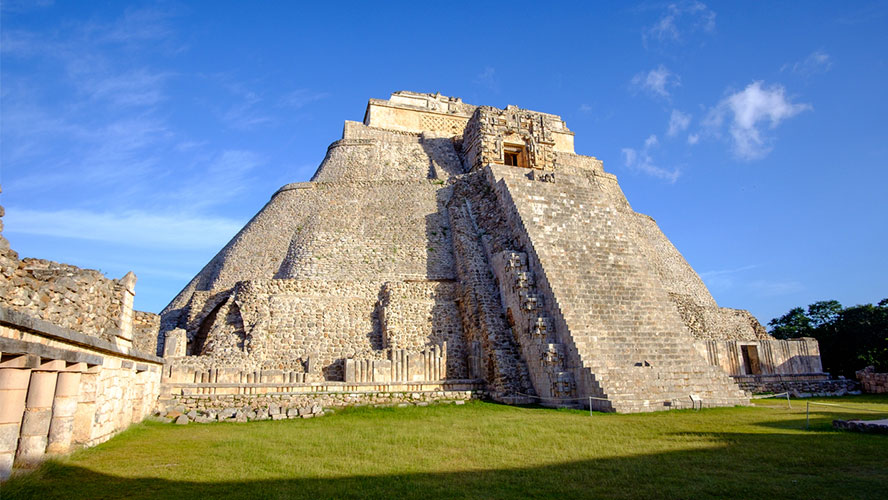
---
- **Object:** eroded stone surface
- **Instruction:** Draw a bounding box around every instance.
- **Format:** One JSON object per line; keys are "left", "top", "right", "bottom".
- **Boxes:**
{"left": 151, "top": 91, "right": 834, "bottom": 412}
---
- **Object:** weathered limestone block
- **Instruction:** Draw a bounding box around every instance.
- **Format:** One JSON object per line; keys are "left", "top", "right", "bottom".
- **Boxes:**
{"left": 17, "top": 364, "right": 61, "bottom": 464}
{"left": 47, "top": 367, "right": 84, "bottom": 454}
{"left": 0, "top": 367, "right": 30, "bottom": 479}
{"left": 164, "top": 328, "right": 187, "bottom": 358}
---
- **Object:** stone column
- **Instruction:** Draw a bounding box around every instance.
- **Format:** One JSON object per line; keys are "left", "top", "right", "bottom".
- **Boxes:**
{"left": 46, "top": 363, "right": 85, "bottom": 455}
{"left": 16, "top": 360, "right": 63, "bottom": 464}
{"left": 0, "top": 365, "right": 32, "bottom": 480}
{"left": 72, "top": 368, "right": 99, "bottom": 446}
{"left": 115, "top": 271, "right": 137, "bottom": 352}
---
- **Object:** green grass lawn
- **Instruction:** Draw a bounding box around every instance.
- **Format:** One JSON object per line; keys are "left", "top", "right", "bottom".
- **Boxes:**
{"left": 3, "top": 395, "right": 887, "bottom": 500}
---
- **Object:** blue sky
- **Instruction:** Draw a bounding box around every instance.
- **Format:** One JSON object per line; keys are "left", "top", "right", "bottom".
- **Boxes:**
{"left": 2, "top": 1, "right": 886, "bottom": 324}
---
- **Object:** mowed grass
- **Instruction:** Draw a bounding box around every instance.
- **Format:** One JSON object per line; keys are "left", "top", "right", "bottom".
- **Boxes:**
{"left": 3, "top": 396, "right": 887, "bottom": 500}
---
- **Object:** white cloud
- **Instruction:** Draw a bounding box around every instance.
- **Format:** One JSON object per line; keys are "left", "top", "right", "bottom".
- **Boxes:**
{"left": 667, "top": 109, "right": 691, "bottom": 137}
{"left": 704, "top": 81, "right": 811, "bottom": 159}
{"left": 631, "top": 65, "right": 679, "bottom": 98}
{"left": 687, "top": 133, "right": 699, "bottom": 145}
{"left": 644, "top": 134, "right": 659, "bottom": 148}
{"left": 783, "top": 51, "right": 833, "bottom": 76}
{"left": 280, "top": 89, "right": 330, "bottom": 109}
{"left": 4, "top": 208, "right": 244, "bottom": 250}
{"left": 621, "top": 134, "right": 680, "bottom": 183}
{"left": 643, "top": 1, "right": 716, "bottom": 45}
{"left": 579, "top": 103, "right": 594, "bottom": 113}
{"left": 81, "top": 69, "right": 171, "bottom": 108}
{"left": 700, "top": 264, "right": 757, "bottom": 290}
{"left": 220, "top": 88, "right": 273, "bottom": 130}
{"left": 166, "top": 150, "right": 265, "bottom": 210}
{"left": 474, "top": 67, "right": 499, "bottom": 92}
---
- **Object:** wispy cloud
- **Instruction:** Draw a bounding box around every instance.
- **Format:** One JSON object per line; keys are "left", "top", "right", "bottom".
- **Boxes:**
{"left": 81, "top": 69, "right": 172, "bottom": 107}
{"left": 782, "top": 50, "right": 833, "bottom": 77}
{"left": 667, "top": 109, "right": 691, "bottom": 137}
{"left": 703, "top": 81, "right": 811, "bottom": 160}
{"left": 700, "top": 264, "right": 757, "bottom": 290}
{"left": 701, "top": 266, "right": 802, "bottom": 296}
{"left": 4, "top": 208, "right": 244, "bottom": 250}
{"left": 165, "top": 150, "right": 265, "bottom": 210}
{"left": 474, "top": 66, "right": 499, "bottom": 93}
{"left": 98, "top": 7, "right": 180, "bottom": 46}
{"left": 280, "top": 89, "right": 330, "bottom": 109}
{"left": 631, "top": 65, "right": 679, "bottom": 99}
{"left": 643, "top": 1, "right": 716, "bottom": 46}
{"left": 748, "top": 279, "right": 805, "bottom": 297}
{"left": 220, "top": 87, "right": 274, "bottom": 130}
{"left": 621, "top": 134, "right": 681, "bottom": 183}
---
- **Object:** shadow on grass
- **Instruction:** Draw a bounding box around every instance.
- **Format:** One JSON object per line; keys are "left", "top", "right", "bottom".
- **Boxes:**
{"left": 4, "top": 429, "right": 887, "bottom": 500}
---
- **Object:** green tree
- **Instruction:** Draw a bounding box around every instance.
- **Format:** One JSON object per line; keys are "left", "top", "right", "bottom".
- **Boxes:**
{"left": 767, "top": 307, "right": 811, "bottom": 339}
{"left": 806, "top": 300, "right": 842, "bottom": 329}
{"left": 769, "top": 298, "right": 888, "bottom": 377}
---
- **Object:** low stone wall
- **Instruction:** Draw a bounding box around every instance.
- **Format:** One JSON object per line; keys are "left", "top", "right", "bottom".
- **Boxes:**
{"left": 0, "top": 307, "right": 163, "bottom": 479}
{"left": 733, "top": 373, "right": 859, "bottom": 396}
{"left": 856, "top": 366, "right": 888, "bottom": 393}
{"left": 833, "top": 419, "right": 888, "bottom": 434}
{"left": 158, "top": 387, "right": 482, "bottom": 424}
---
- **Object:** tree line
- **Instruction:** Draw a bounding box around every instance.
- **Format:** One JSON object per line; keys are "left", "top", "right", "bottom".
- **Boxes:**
{"left": 768, "top": 299, "right": 887, "bottom": 377}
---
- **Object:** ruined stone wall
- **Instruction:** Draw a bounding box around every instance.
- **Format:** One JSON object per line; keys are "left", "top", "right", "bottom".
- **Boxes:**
{"left": 446, "top": 176, "right": 534, "bottom": 401}
{"left": 132, "top": 310, "right": 160, "bottom": 355}
{"left": 160, "top": 386, "right": 483, "bottom": 419}
{"left": 378, "top": 281, "right": 466, "bottom": 377}
{"left": 856, "top": 366, "right": 888, "bottom": 393}
{"left": 161, "top": 179, "right": 458, "bottom": 349}
{"left": 168, "top": 277, "right": 470, "bottom": 381}
{"left": 734, "top": 376, "right": 858, "bottom": 396}
{"left": 0, "top": 308, "right": 163, "bottom": 477}
{"left": 0, "top": 254, "right": 127, "bottom": 344}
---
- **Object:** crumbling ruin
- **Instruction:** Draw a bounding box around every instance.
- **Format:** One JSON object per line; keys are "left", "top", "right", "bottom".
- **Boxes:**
{"left": 158, "top": 91, "right": 829, "bottom": 412}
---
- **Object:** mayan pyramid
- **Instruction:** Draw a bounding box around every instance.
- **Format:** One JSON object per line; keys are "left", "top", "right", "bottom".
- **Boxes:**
{"left": 159, "top": 91, "right": 774, "bottom": 412}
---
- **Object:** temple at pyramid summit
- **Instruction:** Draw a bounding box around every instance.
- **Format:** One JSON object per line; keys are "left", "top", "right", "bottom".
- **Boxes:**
{"left": 155, "top": 91, "right": 826, "bottom": 412}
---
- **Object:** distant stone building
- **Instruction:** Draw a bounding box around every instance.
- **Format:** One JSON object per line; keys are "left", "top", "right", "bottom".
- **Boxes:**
{"left": 158, "top": 91, "right": 830, "bottom": 413}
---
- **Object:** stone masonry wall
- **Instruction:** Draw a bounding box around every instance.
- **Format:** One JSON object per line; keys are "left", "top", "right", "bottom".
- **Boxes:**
{"left": 695, "top": 338, "right": 823, "bottom": 376}
{"left": 378, "top": 281, "right": 466, "bottom": 378}
{"left": 464, "top": 106, "right": 564, "bottom": 172}
{"left": 159, "top": 388, "right": 483, "bottom": 421}
{"left": 0, "top": 254, "right": 126, "bottom": 344}
{"left": 132, "top": 310, "right": 160, "bottom": 355}
{"left": 486, "top": 164, "right": 748, "bottom": 412}
{"left": 857, "top": 366, "right": 888, "bottom": 393}
{"left": 1, "top": 307, "right": 163, "bottom": 478}
{"left": 161, "top": 178, "right": 459, "bottom": 353}
{"left": 167, "top": 277, "right": 470, "bottom": 382}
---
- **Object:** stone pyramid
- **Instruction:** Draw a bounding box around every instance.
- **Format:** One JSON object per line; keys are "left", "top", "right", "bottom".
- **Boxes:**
{"left": 159, "top": 91, "right": 777, "bottom": 412}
